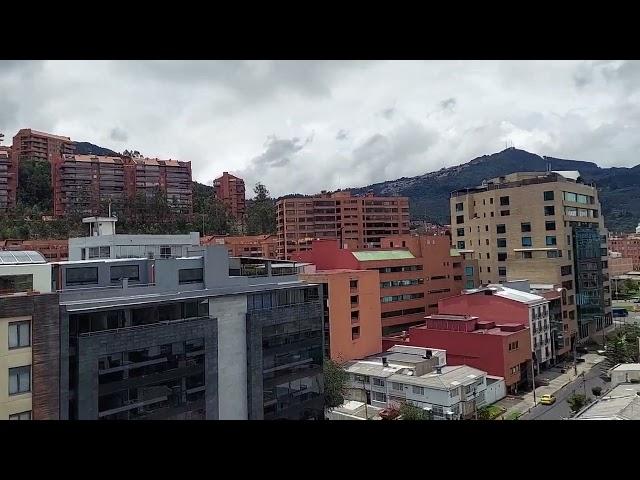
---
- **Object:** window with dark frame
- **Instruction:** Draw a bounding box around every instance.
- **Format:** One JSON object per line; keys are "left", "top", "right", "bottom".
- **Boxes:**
{"left": 66, "top": 267, "right": 99, "bottom": 286}
{"left": 9, "top": 366, "right": 31, "bottom": 395}
{"left": 521, "top": 222, "right": 531, "bottom": 232}
{"left": 8, "top": 321, "right": 30, "bottom": 349}
{"left": 179, "top": 268, "right": 204, "bottom": 284}
{"left": 110, "top": 265, "right": 140, "bottom": 283}
{"left": 9, "top": 411, "right": 31, "bottom": 420}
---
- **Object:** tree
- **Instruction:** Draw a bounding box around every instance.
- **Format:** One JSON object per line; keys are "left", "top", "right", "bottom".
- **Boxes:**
{"left": 246, "top": 183, "right": 276, "bottom": 235}
{"left": 399, "top": 402, "right": 432, "bottom": 420}
{"left": 567, "top": 393, "right": 590, "bottom": 413}
{"left": 605, "top": 324, "right": 640, "bottom": 366}
{"left": 323, "top": 358, "right": 348, "bottom": 411}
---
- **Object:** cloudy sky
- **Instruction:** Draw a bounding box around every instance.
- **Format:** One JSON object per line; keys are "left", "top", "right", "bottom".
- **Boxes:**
{"left": 1, "top": 60, "right": 639, "bottom": 198}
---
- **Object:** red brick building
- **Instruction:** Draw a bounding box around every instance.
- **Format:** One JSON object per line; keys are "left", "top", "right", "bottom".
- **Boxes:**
{"left": 293, "top": 237, "right": 478, "bottom": 335}
{"left": 201, "top": 234, "right": 277, "bottom": 258}
{"left": 382, "top": 314, "right": 532, "bottom": 393}
{"left": 609, "top": 232, "right": 640, "bottom": 271}
{"left": 52, "top": 154, "right": 192, "bottom": 217}
{"left": 276, "top": 191, "right": 410, "bottom": 259}
{"left": 213, "top": 172, "right": 246, "bottom": 222}
{"left": 12, "top": 128, "right": 75, "bottom": 164}
{"left": 0, "top": 145, "right": 17, "bottom": 212}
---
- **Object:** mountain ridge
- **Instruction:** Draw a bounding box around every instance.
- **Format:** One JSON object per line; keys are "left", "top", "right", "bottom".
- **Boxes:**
{"left": 348, "top": 148, "right": 640, "bottom": 233}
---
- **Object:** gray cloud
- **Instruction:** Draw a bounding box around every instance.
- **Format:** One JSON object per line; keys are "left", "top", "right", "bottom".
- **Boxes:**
{"left": 1, "top": 60, "right": 639, "bottom": 198}
{"left": 439, "top": 97, "right": 457, "bottom": 111}
{"left": 380, "top": 107, "right": 396, "bottom": 120}
{"left": 109, "top": 127, "right": 128, "bottom": 142}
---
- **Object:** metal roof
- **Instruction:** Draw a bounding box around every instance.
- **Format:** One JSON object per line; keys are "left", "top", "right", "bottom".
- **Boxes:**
{"left": 352, "top": 250, "right": 415, "bottom": 261}
{"left": 574, "top": 384, "right": 640, "bottom": 420}
{"left": 0, "top": 250, "right": 47, "bottom": 265}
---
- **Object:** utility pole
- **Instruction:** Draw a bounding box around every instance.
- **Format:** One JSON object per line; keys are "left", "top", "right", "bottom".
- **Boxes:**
{"left": 582, "top": 372, "right": 587, "bottom": 397}
{"left": 573, "top": 336, "right": 578, "bottom": 376}
{"left": 531, "top": 353, "right": 537, "bottom": 405}
{"left": 362, "top": 379, "right": 368, "bottom": 420}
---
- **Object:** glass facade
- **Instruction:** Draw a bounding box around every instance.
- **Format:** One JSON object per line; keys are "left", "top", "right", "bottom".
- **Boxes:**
{"left": 97, "top": 339, "right": 205, "bottom": 420}
{"left": 248, "top": 286, "right": 324, "bottom": 420}
{"left": 573, "top": 227, "right": 609, "bottom": 339}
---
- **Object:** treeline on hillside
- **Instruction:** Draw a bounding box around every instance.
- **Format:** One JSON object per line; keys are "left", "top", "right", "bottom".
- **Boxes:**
{"left": 0, "top": 180, "right": 276, "bottom": 240}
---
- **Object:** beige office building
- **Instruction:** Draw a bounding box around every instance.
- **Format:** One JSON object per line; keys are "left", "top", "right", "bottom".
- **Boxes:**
{"left": 450, "top": 171, "right": 611, "bottom": 343}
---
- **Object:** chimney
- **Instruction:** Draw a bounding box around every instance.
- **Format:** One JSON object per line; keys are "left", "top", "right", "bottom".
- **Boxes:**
{"left": 382, "top": 357, "right": 389, "bottom": 367}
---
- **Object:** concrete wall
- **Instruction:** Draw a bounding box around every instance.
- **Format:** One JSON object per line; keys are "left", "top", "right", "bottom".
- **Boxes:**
{"left": 0, "top": 264, "right": 52, "bottom": 293}
{"left": 209, "top": 295, "right": 248, "bottom": 419}
{"left": 485, "top": 376, "right": 507, "bottom": 404}
{"left": 611, "top": 369, "right": 640, "bottom": 388}
{"left": 68, "top": 233, "right": 200, "bottom": 261}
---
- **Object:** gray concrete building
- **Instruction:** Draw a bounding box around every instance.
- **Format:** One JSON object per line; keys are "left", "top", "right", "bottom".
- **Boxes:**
{"left": 53, "top": 245, "right": 324, "bottom": 420}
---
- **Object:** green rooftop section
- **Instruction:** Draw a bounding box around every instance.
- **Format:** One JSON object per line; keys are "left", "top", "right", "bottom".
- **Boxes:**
{"left": 352, "top": 250, "right": 415, "bottom": 261}
{"left": 450, "top": 248, "right": 461, "bottom": 257}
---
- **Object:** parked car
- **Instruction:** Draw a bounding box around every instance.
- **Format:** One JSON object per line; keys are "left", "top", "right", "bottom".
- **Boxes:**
{"left": 540, "top": 394, "right": 556, "bottom": 405}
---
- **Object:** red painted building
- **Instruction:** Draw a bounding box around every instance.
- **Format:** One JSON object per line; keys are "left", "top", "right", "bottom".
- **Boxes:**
{"left": 0, "top": 239, "right": 68, "bottom": 261}
{"left": 609, "top": 233, "right": 640, "bottom": 271}
{"left": 382, "top": 314, "right": 532, "bottom": 393}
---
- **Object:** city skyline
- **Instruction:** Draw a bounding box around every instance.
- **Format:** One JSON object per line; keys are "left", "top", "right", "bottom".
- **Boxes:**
{"left": 2, "top": 60, "right": 640, "bottom": 197}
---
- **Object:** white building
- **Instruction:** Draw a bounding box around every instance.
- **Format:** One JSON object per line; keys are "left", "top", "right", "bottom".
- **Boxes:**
{"left": 0, "top": 251, "right": 52, "bottom": 294}
{"left": 344, "top": 346, "right": 489, "bottom": 420}
{"left": 68, "top": 216, "right": 200, "bottom": 261}
{"left": 609, "top": 364, "right": 640, "bottom": 388}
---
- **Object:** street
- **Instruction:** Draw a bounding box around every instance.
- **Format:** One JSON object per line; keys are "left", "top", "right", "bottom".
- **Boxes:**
{"left": 519, "top": 361, "right": 610, "bottom": 420}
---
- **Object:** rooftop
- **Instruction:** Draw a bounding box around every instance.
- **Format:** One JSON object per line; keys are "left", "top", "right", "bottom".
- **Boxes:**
{"left": 611, "top": 364, "right": 640, "bottom": 372}
{"left": 388, "top": 364, "right": 484, "bottom": 391}
{"left": 0, "top": 250, "right": 47, "bottom": 265}
{"left": 19, "top": 129, "right": 72, "bottom": 141}
{"left": 465, "top": 285, "right": 546, "bottom": 305}
{"left": 573, "top": 384, "right": 640, "bottom": 420}
{"left": 352, "top": 250, "right": 415, "bottom": 261}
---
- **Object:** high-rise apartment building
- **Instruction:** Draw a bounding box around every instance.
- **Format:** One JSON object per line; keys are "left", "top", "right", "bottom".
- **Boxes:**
{"left": 450, "top": 171, "right": 611, "bottom": 341}
{"left": 11, "top": 128, "right": 75, "bottom": 164}
{"left": 276, "top": 191, "right": 410, "bottom": 259}
{"left": 0, "top": 144, "right": 17, "bottom": 212}
{"left": 213, "top": 172, "right": 246, "bottom": 222}
{"left": 52, "top": 155, "right": 193, "bottom": 218}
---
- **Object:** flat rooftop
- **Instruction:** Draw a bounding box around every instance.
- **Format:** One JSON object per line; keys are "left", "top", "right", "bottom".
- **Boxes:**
{"left": 611, "top": 364, "right": 640, "bottom": 372}
{"left": 574, "top": 384, "right": 640, "bottom": 420}
{"left": 352, "top": 250, "right": 415, "bottom": 261}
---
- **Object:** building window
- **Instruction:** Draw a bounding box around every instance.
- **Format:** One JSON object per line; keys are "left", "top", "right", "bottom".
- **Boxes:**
{"left": 456, "top": 215, "right": 464, "bottom": 224}
{"left": 179, "top": 268, "right": 204, "bottom": 284}
{"left": 160, "top": 246, "right": 172, "bottom": 258}
{"left": 497, "top": 238, "right": 507, "bottom": 248}
{"left": 509, "top": 341, "right": 519, "bottom": 351}
{"left": 500, "top": 210, "right": 510, "bottom": 216}
{"left": 351, "top": 326, "right": 360, "bottom": 340}
{"left": 521, "top": 222, "right": 531, "bottom": 232}
{"left": 9, "top": 366, "right": 31, "bottom": 395}
{"left": 110, "top": 265, "right": 140, "bottom": 284}
{"left": 373, "top": 378, "right": 385, "bottom": 387}
{"left": 412, "top": 385, "right": 425, "bottom": 395}
{"left": 561, "top": 265, "right": 572, "bottom": 276}
{"left": 547, "top": 250, "right": 561, "bottom": 258}
{"left": 9, "top": 411, "right": 31, "bottom": 420}
{"left": 350, "top": 280, "right": 358, "bottom": 289}
{"left": 372, "top": 391, "right": 387, "bottom": 402}
{"left": 498, "top": 267, "right": 507, "bottom": 276}
{"left": 498, "top": 253, "right": 507, "bottom": 261}
{"left": 489, "top": 198, "right": 494, "bottom": 204}
{"left": 354, "top": 374, "right": 369, "bottom": 383}
{"left": 562, "top": 280, "right": 573, "bottom": 291}
{"left": 391, "top": 382, "right": 404, "bottom": 391}
{"left": 545, "top": 221, "right": 556, "bottom": 231}
{"left": 457, "top": 241, "right": 465, "bottom": 249}
{"left": 522, "top": 251, "right": 533, "bottom": 259}
{"left": 487, "top": 267, "right": 491, "bottom": 273}
{"left": 66, "top": 267, "right": 99, "bottom": 286}
{"left": 457, "top": 228, "right": 465, "bottom": 237}
{"left": 521, "top": 237, "right": 532, "bottom": 247}
{"left": 546, "top": 236, "right": 557, "bottom": 246}
{"left": 543, "top": 191, "right": 554, "bottom": 201}
{"left": 564, "top": 192, "right": 578, "bottom": 202}
{"left": 544, "top": 205, "right": 555, "bottom": 216}
{"left": 500, "top": 196, "right": 510, "bottom": 206}
{"left": 455, "top": 202, "right": 464, "bottom": 212}
{"left": 450, "top": 387, "right": 459, "bottom": 398}
{"left": 465, "top": 280, "right": 475, "bottom": 289}
{"left": 496, "top": 224, "right": 506, "bottom": 234}
{"left": 465, "top": 266, "right": 474, "bottom": 276}
{"left": 8, "top": 321, "right": 31, "bottom": 349}
{"left": 0, "top": 274, "right": 34, "bottom": 294}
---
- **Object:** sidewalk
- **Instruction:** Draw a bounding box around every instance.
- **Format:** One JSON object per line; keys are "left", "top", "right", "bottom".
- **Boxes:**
{"left": 493, "top": 353, "right": 606, "bottom": 419}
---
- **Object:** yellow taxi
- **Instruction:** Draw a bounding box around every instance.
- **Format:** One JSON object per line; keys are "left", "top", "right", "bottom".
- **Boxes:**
{"left": 539, "top": 394, "right": 556, "bottom": 405}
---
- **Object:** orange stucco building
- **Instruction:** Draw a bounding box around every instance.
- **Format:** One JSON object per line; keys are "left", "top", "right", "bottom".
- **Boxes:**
{"left": 301, "top": 269, "right": 382, "bottom": 362}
